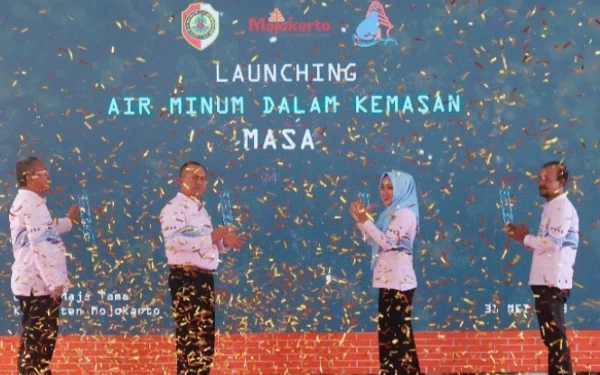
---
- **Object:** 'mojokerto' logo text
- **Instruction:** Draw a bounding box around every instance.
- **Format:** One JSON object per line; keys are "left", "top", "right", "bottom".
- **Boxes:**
{"left": 249, "top": 7, "right": 331, "bottom": 34}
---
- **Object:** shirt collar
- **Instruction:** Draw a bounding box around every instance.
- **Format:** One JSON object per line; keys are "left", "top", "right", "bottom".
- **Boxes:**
{"left": 18, "top": 188, "right": 46, "bottom": 203}
{"left": 176, "top": 192, "right": 202, "bottom": 206}
{"left": 544, "top": 192, "right": 567, "bottom": 206}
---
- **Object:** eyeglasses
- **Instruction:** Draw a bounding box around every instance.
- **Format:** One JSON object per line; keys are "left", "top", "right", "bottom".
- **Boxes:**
{"left": 32, "top": 170, "right": 49, "bottom": 176}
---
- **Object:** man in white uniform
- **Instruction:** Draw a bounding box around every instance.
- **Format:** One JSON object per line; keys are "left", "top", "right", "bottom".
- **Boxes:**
{"left": 160, "top": 161, "right": 246, "bottom": 375}
{"left": 9, "top": 156, "right": 80, "bottom": 374}
{"left": 506, "top": 161, "right": 578, "bottom": 375}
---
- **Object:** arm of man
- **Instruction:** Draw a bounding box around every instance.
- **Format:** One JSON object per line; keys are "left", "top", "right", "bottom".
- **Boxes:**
{"left": 219, "top": 227, "right": 246, "bottom": 253}
{"left": 215, "top": 238, "right": 229, "bottom": 254}
{"left": 53, "top": 217, "right": 73, "bottom": 234}
{"left": 524, "top": 203, "right": 572, "bottom": 252}
{"left": 53, "top": 204, "right": 81, "bottom": 234}
{"left": 212, "top": 226, "right": 230, "bottom": 253}
{"left": 24, "top": 202, "right": 69, "bottom": 295}
{"left": 359, "top": 208, "right": 415, "bottom": 251}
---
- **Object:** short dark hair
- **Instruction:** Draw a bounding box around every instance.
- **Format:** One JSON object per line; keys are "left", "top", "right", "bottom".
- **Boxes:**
{"left": 15, "top": 157, "right": 39, "bottom": 187}
{"left": 542, "top": 160, "right": 569, "bottom": 187}
{"left": 179, "top": 161, "right": 206, "bottom": 177}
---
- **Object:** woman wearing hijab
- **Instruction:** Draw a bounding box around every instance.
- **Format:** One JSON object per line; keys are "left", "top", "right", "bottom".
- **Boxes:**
{"left": 350, "top": 170, "right": 421, "bottom": 375}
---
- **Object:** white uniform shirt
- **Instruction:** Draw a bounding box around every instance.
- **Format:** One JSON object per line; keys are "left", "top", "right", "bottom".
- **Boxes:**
{"left": 160, "top": 193, "right": 227, "bottom": 270}
{"left": 358, "top": 208, "right": 418, "bottom": 291}
{"left": 525, "top": 193, "right": 579, "bottom": 288}
{"left": 9, "top": 189, "right": 72, "bottom": 296}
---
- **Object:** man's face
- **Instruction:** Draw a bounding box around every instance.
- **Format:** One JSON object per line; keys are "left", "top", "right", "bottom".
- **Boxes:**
{"left": 178, "top": 165, "right": 207, "bottom": 199}
{"left": 26, "top": 160, "right": 51, "bottom": 194}
{"left": 538, "top": 165, "right": 563, "bottom": 199}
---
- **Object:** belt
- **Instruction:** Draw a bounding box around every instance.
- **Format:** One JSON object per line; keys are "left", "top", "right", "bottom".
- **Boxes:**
{"left": 169, "top": 265, "right": 216, "bottom": 275}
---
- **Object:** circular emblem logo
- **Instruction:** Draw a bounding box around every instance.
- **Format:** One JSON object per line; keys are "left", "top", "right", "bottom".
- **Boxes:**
{"left": 184, "top": 10, "right": 216, "bottom": 40}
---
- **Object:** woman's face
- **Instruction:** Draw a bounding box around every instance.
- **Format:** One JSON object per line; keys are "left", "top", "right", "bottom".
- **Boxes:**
{"left": 380, "top": 175, "right": 394, "bottom": 207}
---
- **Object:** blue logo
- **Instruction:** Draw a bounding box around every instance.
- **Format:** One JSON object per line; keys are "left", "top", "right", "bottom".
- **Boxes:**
{"left": 353, "top": 1, "right": 398, "bottom": 47}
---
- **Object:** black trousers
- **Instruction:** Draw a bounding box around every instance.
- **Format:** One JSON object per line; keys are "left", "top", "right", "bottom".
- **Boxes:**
{"left": 531, "top": 285, "right": 573, "bottom": 375}
{"left": 16, "top": 295, "right": 61, "bottom": 375}
{"left": 169, "top": 266, "right": 216, "bottom": 375}
{"left": 378, "top": 288, "right": 421, "bottom": 375}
